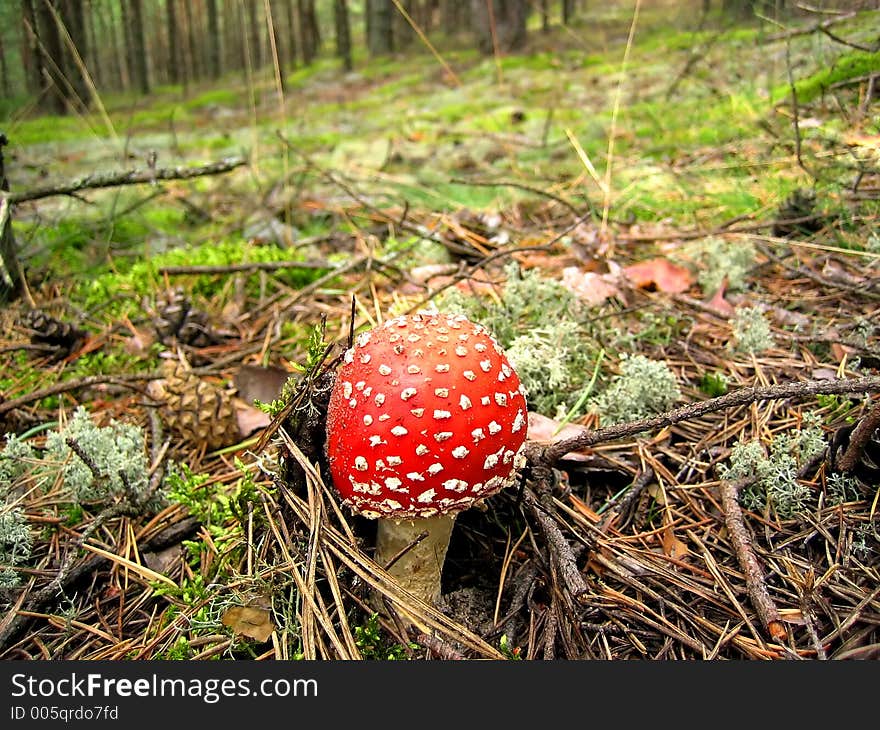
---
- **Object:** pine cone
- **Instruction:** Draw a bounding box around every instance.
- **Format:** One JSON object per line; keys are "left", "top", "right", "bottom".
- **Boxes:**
{"left": 19, "top": 309, "right": 86, "bottom": 359}
{"left": 148, "top": 360, "right": 241, "bottom": 450}
{"left": 149, "top": 289, "right": 223, "bottom": 348}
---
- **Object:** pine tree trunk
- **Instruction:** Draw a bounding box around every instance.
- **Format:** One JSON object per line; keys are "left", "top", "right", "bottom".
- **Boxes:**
{"left": 206, "top": 0, "right": 223, "bottom": 79}
{"left": 127, "top": 0, "right": 150, "bottom": 93}
{"left": 247, "top": 0, "right": 262, "bottom": 70}
{"left": 34, "top": 0, "right": 67, "bottom": 113}
{"left": 182, "top": 0, "right": 201, "bottom": 80}
{"left": 334, "top": 0, "right": 353, "bottom": 71}
{"left": 368, "top": 0, "right": 393, "bottom": 55}
{"left": 284, "top": 0, "right": 298, "bottom": 68}
{"left": 166, "top": 0, "right": 184, "bottom": 85}
{"left": 297, "top": 0, "right": 318, "bottom": 65}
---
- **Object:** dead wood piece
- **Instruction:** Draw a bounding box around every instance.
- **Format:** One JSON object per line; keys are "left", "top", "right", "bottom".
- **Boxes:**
{"left": 719, "top": 478, "right": 787, "bottom": 642}
{"left": 522, "top": 486, "right": 590, "bottom": 604}
{"left": 834, "top": 400, "right": 880, "bottom": 475}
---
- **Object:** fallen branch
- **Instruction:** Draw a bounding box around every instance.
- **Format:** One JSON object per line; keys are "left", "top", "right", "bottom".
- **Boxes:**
{"left": 719, "top": 477, "right": 787, "bottom": 642}
{"left": 530, "top": 375, "right": 880, "bottom": 465}
{"left": 5, "top": 156, "right": 248, "bottom": 205}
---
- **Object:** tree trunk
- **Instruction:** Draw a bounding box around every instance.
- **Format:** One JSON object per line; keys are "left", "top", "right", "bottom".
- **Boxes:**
{"left": 182, "top": 0, "right": 201, "bottom": 80}
{"left": 297, "top": 0, "right": 319, "bottom": 65}
{"left": 334, "top": 0, "right": 353, "bottom": 71}
{"left": 396, "top": 0, "right": 416, "bottom": 49}
{"left": 58, "top": 0, "right": 89, "bottom": 106}
{"left": 166, "top": 0, "right": 184, "bottom": 86}
{"left": 127, "top": 0, "right": 150, "bottom": 93}
{"left": 368, "top": 0, "right": 393, "bottom": 55}
{"left": 284, "top": 0, "right": 298, "bottom": 68}
{"left": 0, "top": 21, "right": 10, "bottom": 98}
{"left": 0, "top": 135, "right": 24, "bottom": 302}
{"left": 84, "top": 0, "right": 103, "bottom": 89}
{"left": 206, "top": 0, "right": 223, "bottom": 79}
{"left": 472, "top": 0, "right": 529, "bottom": 54}
{"left": 247, "top": 0, "right": 262, "bottom": 70}
{"left": 562, "top": 0, "right": 575, "bottom": 26}
{"left": 34, "top": 0, "right": 67, "bottom": 113}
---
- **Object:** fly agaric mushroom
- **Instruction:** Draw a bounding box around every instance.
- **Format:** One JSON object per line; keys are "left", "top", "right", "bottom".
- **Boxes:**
{"left": 325, "top": 311, "right": 528, "bottom": 607}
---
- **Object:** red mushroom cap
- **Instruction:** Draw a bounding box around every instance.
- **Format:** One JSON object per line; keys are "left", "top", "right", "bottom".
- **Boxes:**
{"left": 325, "top": 311, "right": 528, "bottom": 519}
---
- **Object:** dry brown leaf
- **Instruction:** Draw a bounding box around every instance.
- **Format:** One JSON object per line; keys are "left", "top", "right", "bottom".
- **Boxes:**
{"left": 660, "top": 524, "right": 690, "bottom": 560}
{"left": 560, "top": 264, "right": 625, "bottom": 307}
{"left": 221, "top": 605, "right": 275, "bottom": 643}
{"left": 623, "top": 258, "right": 693, "bottom": 293}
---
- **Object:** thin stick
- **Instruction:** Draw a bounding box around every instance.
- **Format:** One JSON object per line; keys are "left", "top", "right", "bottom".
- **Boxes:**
{"left": 534, "top": 375, "right": 880, "bottom": 465}
{"left": 6, "top": 157, "right": 247, "bottom": 205}
{"left": 719, "top": 478, "right": 787, "bottom": 642}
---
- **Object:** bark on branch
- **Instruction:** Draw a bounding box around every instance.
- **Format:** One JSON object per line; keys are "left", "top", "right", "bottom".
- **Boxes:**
{"left": 5, "top": 156, "right": 248, "bottom": 205}
{"left": 528, "top": 376, "right": 880, "bottom": 466}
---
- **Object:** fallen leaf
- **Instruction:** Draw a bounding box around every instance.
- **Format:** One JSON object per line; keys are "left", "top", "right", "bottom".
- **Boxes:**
{"left": 660, "top": 524, "right": 690, "bottom": 560}
{"left": 560, "top": 264, "right": 624, "bottom": 306}
{"left": 221, "top": 605, "right": 275, "bottom": 643}
{"left": 527, "top": 412, "right": 593, "bottom": 462}
{"left": 623, "top": 258, "right": 693, "bottom": 293}
{"left": 233, "top": 364, "right": 291, "bottom": 406}
{"left": 705, "top": 279, "right": 735, "bottom": 317}
{"left": 235, "top": 400, "right": 272, "bottom": 437}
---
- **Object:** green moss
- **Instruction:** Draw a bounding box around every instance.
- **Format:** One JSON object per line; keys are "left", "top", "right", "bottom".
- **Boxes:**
{"left": 773, "top": 50, "right": 880, "bottom": 105}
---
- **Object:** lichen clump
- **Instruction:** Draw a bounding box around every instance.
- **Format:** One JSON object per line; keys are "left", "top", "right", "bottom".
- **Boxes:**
{"left": 731, "top": 306, "right": 775, "bottom": 354}
{"left": 719, "top": 416, "right": 827, "bottom": 518}
{"left": 590, "top": 354, "right": 681, "bottom": 425}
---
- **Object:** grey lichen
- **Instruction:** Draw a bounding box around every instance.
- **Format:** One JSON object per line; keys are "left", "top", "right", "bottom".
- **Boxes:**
{"left": 589, "top": 354, "right": 682, "bottom": 425}
{"left": 731, "top": 306, "right": 775, "bottom": 354}
{"left": 692, "top": 236, "right": 757, "bottom": 295}
{"left": 439, "top": 262, "right": 597, "bottom": 416}
{"left": 719, "top": 416, "right": 827, "bottom": 518}
{"left": 43, "top": 406, "right": 152, "bottom": 506}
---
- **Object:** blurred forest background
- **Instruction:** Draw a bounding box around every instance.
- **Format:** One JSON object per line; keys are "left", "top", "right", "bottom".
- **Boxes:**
{"left": 1, "top": 0, "right": 875, "bottom": 116}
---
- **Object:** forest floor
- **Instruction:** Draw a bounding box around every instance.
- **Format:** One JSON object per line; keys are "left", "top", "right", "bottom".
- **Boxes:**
{"left": 1, "top": 4, "right": 879, "bottom": 660}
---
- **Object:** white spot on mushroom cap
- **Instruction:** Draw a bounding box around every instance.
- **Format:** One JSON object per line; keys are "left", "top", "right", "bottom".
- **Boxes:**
{"left": 369, "top": 435, "right": 386, "bottom": 447}
{"left": 417, "top": 489, "right": 437, "bottom": 504}
{"left": 342, "top": 381, "right": 353, "bottom": 399}
{"left": 407, "top": 364, "right": 421, "bottom": 374}
{"left": 386, "top": 456, "right": 402, "bottom": 466}
{"left": 385, "top": 477, "right": 402, "bottom": 490}
{"left": 472, "top": 428, "right": 485, "bottom": 443}
{"left": 435, "top": 364, "right": 450, "bottom": 373}
{"left": 495, "top": 392, "right": 508, "bottom": 407}
{"left": 433, "top": 410, "right": 452, "bottom": 419}
{"left": 484, "top": 453, "right": 499, "bottom": 469}
{"left": 354, "top": 456, "right": 368, "bottom": 471}
{"left": 360, "top": 353, "right": 371, "bottom": 364}
{"left": 512, "top": 409, "right": 525, "bottom": 433}
{"left": 455, "top": 345, "right": 468, "bottom": 357}
{"left": 463, "top": 370, "right": 476, "bottom": 381}
{"left": 363, "top": 414, "right": 373, "bottom": 426}
{"left": 378, "top": 364, "right": 392, "bottom": 376}
{"left": 401, "top": 387, "right": 417, "bottom": 401}
{"left": 407, "top": 472, "right": 425, "bottom": 481}
{"left": 356, "top": 331, "right": 372, "bottom": 347}
{"left": 434, "top": 431, "right": 453, "bottom": 442}
{"left": 375, "top": 393, "right": 386, "bottom": 406}
{"left": 459, "top": 394, "right": 472, "bottom": 410}
{"left": 434, "top": 387, "right": 449, "bottom": 397}
{"left": 415, "top": 444, "right": 429, "bottom": 456}
{"left": 452, "top": 446, "right": 469, "bottom": 459}
{"left": 391, "top": 425, "right": 408, "bottom": 436}
{"left": 442, "top": 479, "right": 468, "bottom": 493}
{"left": 479, "top": 359, "right": 492, "bottom": 372}
{"left": 488, "top": 421, "right": 502, "bottom": 435}
{"left": 427, "top": 463, "right": 444, "bottom": 475}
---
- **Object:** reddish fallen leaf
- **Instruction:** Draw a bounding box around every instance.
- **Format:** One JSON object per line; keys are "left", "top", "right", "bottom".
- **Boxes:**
{"left": 706, "top": 279, "right": 735, "bottom": 317}
{"left": 527, "top": 412, "right": 593, "bottom": 461}
{"left": 660, "top": 524, "right": 690, "bottom": 560}
{"left": 623, "top": 258, "right": 693, "bottom": 293}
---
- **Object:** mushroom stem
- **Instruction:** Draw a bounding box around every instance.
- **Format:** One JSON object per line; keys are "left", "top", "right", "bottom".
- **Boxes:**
{"left": 374, "top": 513, "right": 457, "bottom": 607}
